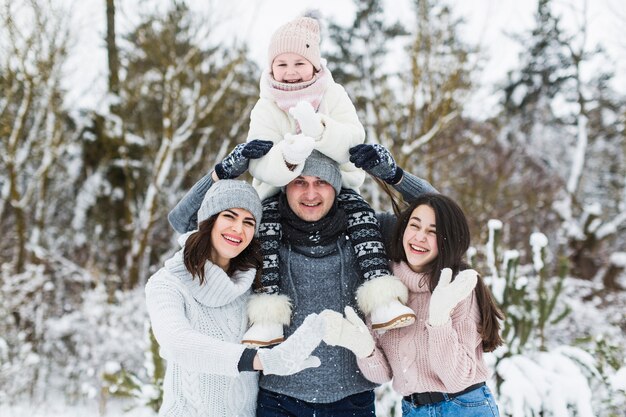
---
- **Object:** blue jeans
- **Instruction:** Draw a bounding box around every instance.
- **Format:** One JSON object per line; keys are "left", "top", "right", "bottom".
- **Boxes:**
{"left": 401, "top": 384, "right": 500, "bottom": 417}
{"left": 257, "top": 388, "right": 375, "bottom": 417}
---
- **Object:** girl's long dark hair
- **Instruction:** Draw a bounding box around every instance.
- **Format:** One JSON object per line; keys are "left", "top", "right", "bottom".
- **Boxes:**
{"left": 183, "top": 215, "right": 262, "bottom": 287}
{"left": 387, "top": 192, "right": 504, "bottom": 352}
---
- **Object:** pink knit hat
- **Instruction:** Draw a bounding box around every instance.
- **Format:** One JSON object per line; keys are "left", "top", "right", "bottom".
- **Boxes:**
{"left": 268, "top": 16, "right": 321, "bottom": 71}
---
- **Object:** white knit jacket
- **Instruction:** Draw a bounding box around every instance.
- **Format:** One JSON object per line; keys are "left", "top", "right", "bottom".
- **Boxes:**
{"left": 247, "top": 62, "right": 366, "bottom": 200}
{"left": 145, "top": 243, "right": 258, "bottom": 417}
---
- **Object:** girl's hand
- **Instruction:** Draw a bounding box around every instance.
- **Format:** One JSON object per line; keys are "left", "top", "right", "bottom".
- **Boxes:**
{"left": 320, "top": 306, "right": 375, "bottom": 358}
{"left": 289, "top": 101, "right": 324, "bottom": 140}
{"left": 428, "top": 268, "right": 478, "bottom": 327}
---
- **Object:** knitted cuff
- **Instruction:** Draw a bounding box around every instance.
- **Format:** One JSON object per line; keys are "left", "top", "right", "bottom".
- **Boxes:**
{"left": 237, "top": 348, "right": 259, "bottom": 372}
{"left": 386, "top": 167, "right": 404, "bottom": 185}
{"left": 214, "top": 162, "right": 228, "bottom": 180}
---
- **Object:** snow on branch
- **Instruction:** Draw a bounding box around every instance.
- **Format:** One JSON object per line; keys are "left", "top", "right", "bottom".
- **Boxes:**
{"left": 400, "top": 110, "right": 458, "bottom": 155}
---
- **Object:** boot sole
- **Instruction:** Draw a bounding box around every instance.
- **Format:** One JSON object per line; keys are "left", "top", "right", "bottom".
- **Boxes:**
{"left": 241, "top": 337, "right": 285, "bottom": 347}
{"left": 372, "top": 314, "right": 416, "bottom": 330}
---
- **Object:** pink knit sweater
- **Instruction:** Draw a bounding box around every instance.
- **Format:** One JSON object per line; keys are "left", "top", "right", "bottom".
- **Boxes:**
{"left": 357, "top": 261, "right": 491, "bottom": 395}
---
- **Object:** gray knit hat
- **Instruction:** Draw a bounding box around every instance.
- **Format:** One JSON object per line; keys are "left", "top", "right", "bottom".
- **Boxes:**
{"left": 301, "top": 150, "right": 342, "bottom": 195}
{"left": 197, "top": 180, "right": 263, "bottom": 235}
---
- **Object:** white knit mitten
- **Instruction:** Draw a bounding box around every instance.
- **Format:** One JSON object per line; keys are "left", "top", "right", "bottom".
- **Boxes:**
{"left": 320, "top": 307, "right": 375, "bottom": 359}
{"left": 257, "top": 313, "right": 325, "bottom": 376}
{"left": 289, "top": 101, "right": 324, "bottom": 140}
{"left": 279, "top": 133, "right": 316, "bottom": 165}
{"left": 428, "top": 268, "right": 478, "bottom": 327}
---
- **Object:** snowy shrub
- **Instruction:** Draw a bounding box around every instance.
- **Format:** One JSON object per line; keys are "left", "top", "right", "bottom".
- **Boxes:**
{"left": 374, "top": 382, "right": 403, "bottom": 417}
{"left": 43, "top": 284, "right": 150, "bottom": 405}
{"left": 102, "top": 328, "right": 164, "bottom": 412}
{"left": 481, "top": 222, "right": 626, "bottom": 416}
{"left": 0, "top": 259, "right": 151, "bottom": 408}
{"left": 0, "top": 263, "right": 61, "bottom": 401}
{"left": 497, "top": 347, "right": 596, "bottom": 417}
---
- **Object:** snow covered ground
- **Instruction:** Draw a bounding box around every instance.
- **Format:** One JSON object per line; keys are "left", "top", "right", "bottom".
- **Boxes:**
{"left": 0, "top": 400, "right": 155, "bottom": 417}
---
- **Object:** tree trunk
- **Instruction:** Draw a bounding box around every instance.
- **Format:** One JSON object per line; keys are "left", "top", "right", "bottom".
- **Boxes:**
{"left": 106, "top": 0, "right": 120, "bottom": 97}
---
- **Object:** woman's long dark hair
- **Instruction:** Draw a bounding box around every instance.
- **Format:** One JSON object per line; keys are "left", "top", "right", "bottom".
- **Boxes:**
{"left": 183, "top": 214, "right": 262, "bottom": 287}
{"left": 387, "top": 192, "right": 504, "bottom": 352}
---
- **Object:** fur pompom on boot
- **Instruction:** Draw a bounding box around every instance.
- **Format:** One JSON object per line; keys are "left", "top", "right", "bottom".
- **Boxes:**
{"left": 356, "top": 275, "right": 416, "bottom": 331}
{"left": 241, "top": 294, "right": 292, "bottom": 347}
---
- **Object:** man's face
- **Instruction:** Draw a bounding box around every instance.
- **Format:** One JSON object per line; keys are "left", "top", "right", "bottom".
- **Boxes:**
{"left": 285, "top": 175, "right": 336, "bottom": 222}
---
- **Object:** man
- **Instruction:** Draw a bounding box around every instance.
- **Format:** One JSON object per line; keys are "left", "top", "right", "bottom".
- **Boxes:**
{"left": 168, "top": 141, "right": 436, "bottom": 416}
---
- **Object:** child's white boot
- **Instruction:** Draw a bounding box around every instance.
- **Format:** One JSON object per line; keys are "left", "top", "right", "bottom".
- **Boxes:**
{"left": 241, "top": 293, "right": 292, "bottom": 347}
{"left": 357, "top": 275, "right": 416, "bottom": 331}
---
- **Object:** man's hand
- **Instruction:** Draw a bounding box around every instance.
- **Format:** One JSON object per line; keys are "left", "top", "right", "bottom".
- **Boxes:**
{"left": 349, "top": 144, "right": 403, "bottom": 184}
{"left": 214, "top": 140, "right": 273, "bottom": 179}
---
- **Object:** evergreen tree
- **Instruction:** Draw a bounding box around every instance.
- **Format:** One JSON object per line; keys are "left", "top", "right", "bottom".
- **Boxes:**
{"left": 77, "top": 2, "right": 259, "bottom": 288}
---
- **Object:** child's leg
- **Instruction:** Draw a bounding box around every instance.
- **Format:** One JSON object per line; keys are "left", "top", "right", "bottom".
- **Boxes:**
{"left": 337, "top": 189, "right": 391, "bottom": 280}
{"left": 242, "top": 196, "right": 291, "bottom": 346}
{"left": 338, "top": 189, "right": 416, "bottom": 331}
{"left": 258, "top": 197, "right": 281, "bottom": 294}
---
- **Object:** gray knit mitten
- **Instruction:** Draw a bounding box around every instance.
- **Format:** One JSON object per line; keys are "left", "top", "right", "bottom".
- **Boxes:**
{"left": 257, "top": 313, "right": 325, "bottom": 376}
{"left": 349, "top": 143, "right": 403, "bottom": 184}
{"left": 320, "top": 307, "right": 375, "bottom": 359}
{"left": 428, "top": 268, "right": 478, "bottom": 326}
{"left": 214, "top": 140, "right": 273, "bottom": 179}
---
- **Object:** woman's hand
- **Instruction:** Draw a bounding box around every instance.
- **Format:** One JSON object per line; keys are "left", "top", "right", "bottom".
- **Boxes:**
{"left": 428, "top": 268, "right": 478, "bottom": 326}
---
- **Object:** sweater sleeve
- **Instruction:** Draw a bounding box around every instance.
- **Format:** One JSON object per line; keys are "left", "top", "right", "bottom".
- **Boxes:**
{"left": 356, "top": 345, "right": 393, "bottom": 384}
{"left": 145, "top": 275, "right": 247, "bottom": 378}
{"left": 392, "top": 170, "right": 438, "bottom": 203}
{"left": 247, "top": 99, "right": 305, "bottom": 187}
{"left": 315, "top": 84, "right": 365, "bottom": 164}
{"left": 168, "top": 171, "right": 214, "bottom": 233}
{"left": 426, "top": 292, "right": 485, "bottom": 392}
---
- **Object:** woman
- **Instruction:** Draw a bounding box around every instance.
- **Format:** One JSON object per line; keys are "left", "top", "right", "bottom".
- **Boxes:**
{"left": 145, "top": 180, "right": 325, "bottom": 417}
{"left": 323, "top": 193, "right": 504, "bottom": 416}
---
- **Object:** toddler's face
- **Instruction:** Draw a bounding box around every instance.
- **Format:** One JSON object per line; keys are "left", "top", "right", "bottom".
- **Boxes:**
{"left": 271, "top": 53, "right": 315, "bottom": 83}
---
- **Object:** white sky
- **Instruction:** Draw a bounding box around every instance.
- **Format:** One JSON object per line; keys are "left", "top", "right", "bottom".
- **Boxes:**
{"left": 63, "top": 0, "right": 626, "bottom": 116}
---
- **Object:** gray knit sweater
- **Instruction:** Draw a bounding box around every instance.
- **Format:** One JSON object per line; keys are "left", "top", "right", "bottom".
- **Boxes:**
{"left": 259, "top": 237, "right": 378, "bottom": 402}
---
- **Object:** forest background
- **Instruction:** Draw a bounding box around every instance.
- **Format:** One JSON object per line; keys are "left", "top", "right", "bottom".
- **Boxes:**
{"left": 1, "top": 0, "right": 625, "bottom": 416}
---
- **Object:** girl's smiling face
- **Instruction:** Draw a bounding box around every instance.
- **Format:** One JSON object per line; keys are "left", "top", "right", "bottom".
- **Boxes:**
{"left": 271, "top": 53, "right": 315, "bottom": 83}
{"left": 402, "top": 204, "right": 439, "bottom": 272}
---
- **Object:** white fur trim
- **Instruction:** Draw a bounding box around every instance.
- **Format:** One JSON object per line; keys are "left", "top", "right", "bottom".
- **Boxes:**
{"left": 356, "top": 275, "right": 409, "bottom": 315}
{"left": 246, "top": 293, "right": 292, "bottom": 326}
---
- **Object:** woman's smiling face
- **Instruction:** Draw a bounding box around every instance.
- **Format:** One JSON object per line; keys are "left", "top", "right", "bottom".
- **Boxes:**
{"left": 402, "top": 204, "right": 439, "bottom": 272}
{"left": 210, "top": 208, "right": 256, "bottom": 270}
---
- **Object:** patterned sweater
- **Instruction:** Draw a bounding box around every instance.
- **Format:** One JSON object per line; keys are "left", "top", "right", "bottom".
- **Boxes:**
{"left": 145, "top": 238, "right": 258, "bottom": 417}
{"left": 357, "top": 261, "right": 491, "bottom": 395}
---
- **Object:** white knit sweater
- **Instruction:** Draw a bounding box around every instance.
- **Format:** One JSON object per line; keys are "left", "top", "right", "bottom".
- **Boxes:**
{"left": 145, "top": 244, "right": 258, "bottom": 417}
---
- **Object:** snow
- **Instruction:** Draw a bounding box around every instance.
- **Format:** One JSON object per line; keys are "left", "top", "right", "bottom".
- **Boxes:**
{"left": 530, "top": 232, "right": 548, "bottom": 272}
{"left": 3, "top": 0, "right": 626, "bottom": 416}
{"left": 611, "top": 367, "right": 626, "bottom": 392}
{"left": 498, "top": 349, "right": 595, "bottom": 417}
{"left": 610, "top": 252, "right": 626, "bottom": 267}
{"left": 0, "top": 398, "right": 156, "bottom": 417}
